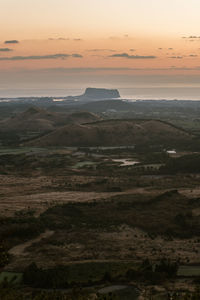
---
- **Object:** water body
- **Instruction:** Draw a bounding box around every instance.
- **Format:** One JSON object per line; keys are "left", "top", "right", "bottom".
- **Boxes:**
{"left": 119, "top": 87, "right": 200, "bottom": 101}
{"left": 112, "top": 159, "right": 140, "bottom": 166}
{"left": 98, "top": 285, "right": 128, "bottom": 294}
{"left": 98, "top": 285, "right": 139, "bottom": 299}
{"left": 0, "top": 88, "right": 83, "bottom": 98}
{"left": 1, "top": 87, "right": 200, "bottom": 100}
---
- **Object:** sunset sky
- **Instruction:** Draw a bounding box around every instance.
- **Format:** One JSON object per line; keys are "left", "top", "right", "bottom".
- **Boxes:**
{"left": 1, "top": 0, "right": 200, "bottom": 96}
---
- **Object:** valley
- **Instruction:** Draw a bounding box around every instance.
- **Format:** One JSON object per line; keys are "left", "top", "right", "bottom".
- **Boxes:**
{"left": 1, "top": 93, "right": 200, "bottom": 299}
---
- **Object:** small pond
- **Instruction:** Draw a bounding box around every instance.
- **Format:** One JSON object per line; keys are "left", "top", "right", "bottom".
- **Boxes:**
{"left": 112, "top": 158, "right": 140, "bottom": 167}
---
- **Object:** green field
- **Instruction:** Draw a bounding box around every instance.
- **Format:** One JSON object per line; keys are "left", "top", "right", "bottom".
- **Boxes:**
{"left": 178, "top": 265, "right": 200, "bottom": 277}
{"left": 0, "top": 147, "right": 46, "bottom": 155}
{"left": 72, "top": 161, "right": 96, "bottom": 169}
{"left": 0, "top": 272, "right": 23, "bottom": 285}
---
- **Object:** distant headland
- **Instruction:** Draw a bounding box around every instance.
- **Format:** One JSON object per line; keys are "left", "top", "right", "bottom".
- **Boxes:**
{"left": 66, "top": 87, "right": 121, "bottom": 102}
{"left": 80, "top": 88, "right": 120, "bottom": 99}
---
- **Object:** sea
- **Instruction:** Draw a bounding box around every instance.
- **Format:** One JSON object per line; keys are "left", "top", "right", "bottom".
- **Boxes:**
{"left": 1, "top": 87, "right": 200, "bottom": 101}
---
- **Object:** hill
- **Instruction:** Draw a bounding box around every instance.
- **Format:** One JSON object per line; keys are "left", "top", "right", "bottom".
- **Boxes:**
{"left": 26, "top": 119, "right": 194, "bottom": 148}
{"left": 78, "top": 99, "right": 133, "bottom": 112}
{"left": 0, "top": 107, "right": 101, "bottom": 134}
{"left": 67, "top": 111, "right": 101, "bottom": 124}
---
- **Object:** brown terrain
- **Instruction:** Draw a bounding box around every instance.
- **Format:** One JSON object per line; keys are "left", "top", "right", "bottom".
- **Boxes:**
{"left": 26, "top": 119, "right": 193, "bottom": 147}
{"left": 1, "top": 170, "right": 200, "bottom": 270}
{"left": 0, "top": 107, "right": 101, "bottom": 133}
{"left": 0, "top": 107, "right": 200, "bottom": 299}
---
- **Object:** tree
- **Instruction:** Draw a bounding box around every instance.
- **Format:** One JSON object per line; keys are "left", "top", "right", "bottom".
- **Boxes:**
{"left": 0, "top": 242, "right": 9, "bottom": 268}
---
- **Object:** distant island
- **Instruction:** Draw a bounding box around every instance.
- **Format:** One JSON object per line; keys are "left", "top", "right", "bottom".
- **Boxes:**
{"left": 66, "top": 87, "right": 121, "bottom": 102}
{"left": 80, "top": 87, "right": 120, "bottom": 99}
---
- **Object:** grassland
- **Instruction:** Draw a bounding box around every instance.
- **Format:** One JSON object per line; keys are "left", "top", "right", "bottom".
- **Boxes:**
{"left": 0, "top": 106, "right": 200, "bottom": 298}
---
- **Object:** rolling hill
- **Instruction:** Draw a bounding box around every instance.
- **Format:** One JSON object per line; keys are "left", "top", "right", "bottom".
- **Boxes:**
{"left": 0, "top": 107, "right": 101, "bottom": 134}
{"left": 25, "top": 119, "right": 194, "bottom": 148}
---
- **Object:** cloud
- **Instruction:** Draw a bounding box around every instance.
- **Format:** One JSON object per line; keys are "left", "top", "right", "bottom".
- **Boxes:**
{"left": 0, "top": 53, "right": 83, "bottom": 61}
{"left": 169, "top": 56, "right": 183, "bottom": 59}
{"left": 33, "top": 66, "right": 200, "bottom": 73}
{"left": 48, "top": 37, "right": 69, "bottom": 41}
{"left": 168, "top": 48, "right": 173, "bottom": 50}
{"left": 73, "top": 38, "right": 83, "bottom": 41}
{"left": 189, "top": 36, "right": 200, "bottom": 38}
{"left": 91, "top": 55, "right": 105, "bottom": 58}
{"left": 109, "top": 53, "right": 157, "bottom": 59}
{"left": 129, "top": 49, "right": 135, "bottom": 52}
{"left": 109, "top": 36, "right": 119, "bottom": 40}
{"left": 182, "top": 36, "right": 200, "bottom": 43}
{"left": 0, "top": 48, "right": 12, "bottom": 52}
{"left": 71, "top": 53, "right": 83, "bottom": 58}
{"left": 182, "top": 36, "right": 200, "bottom": 39}
{"left": 87, "top": 49, "right": 116, "bottom": 52}
{"left": 109, "top": 35, "right": 133, "bottom": 40}
{"left": 4, "top": 40, "right": 19, "bottom": 44}
{"left": 189, "top": 54, "right": 198, "bottom": 57}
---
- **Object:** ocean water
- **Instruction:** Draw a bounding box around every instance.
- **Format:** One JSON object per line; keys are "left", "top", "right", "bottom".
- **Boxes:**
{"left": 1, "top": 87, "right": 200, "bottom": 100}
{"left": 0, "top": 88, "right": 83, "bottom": 98}
{"left": 119, "top": 87, "right": 200, "bottom": 101}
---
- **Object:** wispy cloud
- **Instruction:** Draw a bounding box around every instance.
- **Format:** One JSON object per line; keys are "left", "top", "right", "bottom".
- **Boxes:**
{"left": 109, "top": 53, "right": 157, "bottom": 59}
{"left": 182, "top": 36, "right": 200, "bottom": 42}
{"left": 109, "top": 35, "right": 133, "bottom": 40}
{"left": 109, "top": 36, "right": 119, "bottom": 40}
{"left": 0, "top": 53, "right": 83, "bottom": 61}
{"left": 0, "top": 48, "right": 12, "bottom": 52}
{"left": 169, "top": 56, "right": 183, "bottom": 59}
{"left": 182, "top": 36, "right": 200, "bottom": 39}
{"left": 71, "top": 53, "right": 83, "bottom": 58}
{"left": 33, "top": 66, "right": 200, "bottom": 73}
{"left": 87, "top": 49, "right": 116, "bottom": 52}
{"left": 4, "top": 40, "right": 19, "bottom": 44}
{"left": 48, "top": 37, "right": 69, "bottom": 41}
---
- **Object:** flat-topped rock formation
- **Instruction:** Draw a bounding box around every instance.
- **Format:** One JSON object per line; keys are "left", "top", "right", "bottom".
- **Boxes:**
{"left": 80, "top": 88, "right": 120, "bottom": 100}
{"left": 66, "top": 88, "right": 121, "bottom": 103}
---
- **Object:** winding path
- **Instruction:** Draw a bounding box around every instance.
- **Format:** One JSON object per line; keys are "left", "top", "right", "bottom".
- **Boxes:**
{"left": 8, "top": 230, "right": 54, "bottom": 256}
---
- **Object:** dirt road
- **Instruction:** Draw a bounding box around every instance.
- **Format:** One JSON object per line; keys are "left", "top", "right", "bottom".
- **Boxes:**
{"left": 8, "top": 230, "right": 54, "bottom": 256}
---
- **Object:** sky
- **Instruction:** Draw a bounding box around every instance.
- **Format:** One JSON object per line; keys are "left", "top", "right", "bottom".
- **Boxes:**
{"left": 1, "top": 0, "right": 200, "bottom": 96}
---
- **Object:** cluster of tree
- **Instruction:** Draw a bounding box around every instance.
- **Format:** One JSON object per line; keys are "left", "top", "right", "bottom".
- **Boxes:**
{"left": 126, "top": 258, "right": 179, "bottom": 285}
{"left": 0, "top": 132, "right": 21, "bottom": 146}
{"left": 24, "top": 263, "right": 70, "bottom": 289}
{"left": 0, "top": 285, "right": 93, "bottom": 300}
{"left": 161, "top": 154, "right": 200, "bottom": 173}
{"left": 154, "top": 258, "right": 179, "bottom": 278}
{"left": 141, "top": 151, "right": 169, "bottom": 164}
{"left": 0, "top": 216, "right": 44, "bottom": 249}
{"left": 24, "top": 263, "right": 114, "bottom": 289}
{"left": 0, "top": 242, "right": 9, "bottom": 268}
{"left": 23, "top": 258, "right": 179, "bottom": 289}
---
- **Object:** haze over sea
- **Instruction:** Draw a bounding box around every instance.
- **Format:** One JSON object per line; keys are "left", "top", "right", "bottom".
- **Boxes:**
{"left": 1, "top": 87, "right": 200, "bottom": 100}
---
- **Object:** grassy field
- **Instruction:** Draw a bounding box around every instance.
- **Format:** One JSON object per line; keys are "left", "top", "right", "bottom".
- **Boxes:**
{"left": 43, "top": 261, "right": 137, "bottom": 283}
{"left": 0, "top": 147, "right": 46, "bottom": 155}
{"left": 0, "top": 272, "right": 23, "bottom": 285}
{"left": 41, "top": 190, "right": 200, "bottom": 237}
{"left": 178, "top": 265, "right": 200, "bottom": 277}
